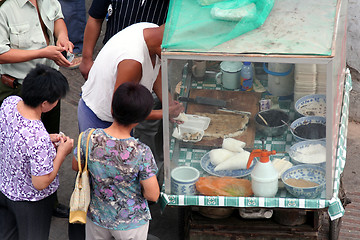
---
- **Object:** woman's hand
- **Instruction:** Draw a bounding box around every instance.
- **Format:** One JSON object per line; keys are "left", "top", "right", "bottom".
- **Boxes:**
{"left": 56, "top": 136, "right": 74, "bottom": 158}
{"left": 40, "top": 46, "right": 72, "bottom": 67}
{"left": 50, "top": 132, "right": 67, "bottom": 147}
{"left": 49, "top": 133, "right": 61, "bottom": 143}
{"left": 56, "top": 36, "right": 74, "bottom": 53}
{"left": 54, "top": 18, "right": 73, "bottom": 52}
{"left": 32, "top": 136, "right": 74, "bottom": 191}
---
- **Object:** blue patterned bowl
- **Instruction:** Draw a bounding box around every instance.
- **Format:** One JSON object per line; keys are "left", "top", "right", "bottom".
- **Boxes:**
{"left": 290, "top": 116, "right": 326, "bottom": 142}
{"left": 281, "top": 164, "right": 326, "bottom": 199}
{"left": 288, "top": 140, "right": 326, "bottom": 168}
{"left": 171, "top": 166, "right": 200, "bottom": 195}
{"left": 295, "top": 94, "right": 326, "bottom": 117}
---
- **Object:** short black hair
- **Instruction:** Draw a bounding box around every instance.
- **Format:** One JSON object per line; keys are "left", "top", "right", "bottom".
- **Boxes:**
{"left": 111, "top": 82, "right": 154, "bottom": 125}
{"left": 21, "top": 64, "right": 69, "bottom": 107}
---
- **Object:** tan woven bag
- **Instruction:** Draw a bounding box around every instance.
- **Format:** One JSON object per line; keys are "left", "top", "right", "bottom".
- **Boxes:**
{"left": 69, "top": 128, "right": 95, "bottom": 224}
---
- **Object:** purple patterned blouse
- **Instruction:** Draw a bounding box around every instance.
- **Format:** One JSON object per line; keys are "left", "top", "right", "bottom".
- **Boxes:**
{"left": 0, "top": 96, "right": 58, "bottom": 201}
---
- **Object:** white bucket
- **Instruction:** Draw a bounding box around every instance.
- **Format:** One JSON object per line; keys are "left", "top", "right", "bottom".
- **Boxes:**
{"left": 264, "top": 63, "right": 295, "bottom": 97}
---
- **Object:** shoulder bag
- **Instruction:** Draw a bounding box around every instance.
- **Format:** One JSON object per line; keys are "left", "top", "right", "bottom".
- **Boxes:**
{"left": 69, "top": 128, "right": 95, "bottom": 224}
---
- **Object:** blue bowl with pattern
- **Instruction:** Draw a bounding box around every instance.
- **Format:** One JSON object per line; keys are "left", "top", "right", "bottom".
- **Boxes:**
{"left": 288, "top": 140, "right": 327, "bottom": 168}
{"left": 290, "top": 116, "right": 326, "bottom": 142}
{"left": 281, "top": 164, "right": 326, "bottom": 199}
{"left": 171, "top": 166, "right": 200, "bottom": 195}
{"left": 295, "top": 94, "right": 326, "bottom": 117}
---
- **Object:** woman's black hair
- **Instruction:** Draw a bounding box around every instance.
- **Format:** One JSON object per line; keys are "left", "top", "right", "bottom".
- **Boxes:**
{"left": 111, "top": 82, "right": 154, "bottom": 126}
{"left": 21, "top": 64, "right": 69, "bottom": 107}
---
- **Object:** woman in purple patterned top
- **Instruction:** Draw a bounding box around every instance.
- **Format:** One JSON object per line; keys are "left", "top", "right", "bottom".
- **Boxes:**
{"left": 73, "top": 82, "right": 159, "bottom": 240}
{"left": 0, "top": 64, "right": 74, "bottom": 240}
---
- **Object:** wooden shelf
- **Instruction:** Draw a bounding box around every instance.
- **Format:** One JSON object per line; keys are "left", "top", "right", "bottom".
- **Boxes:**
{"left": 183, "top": 208, "right": 333, "bottom": 240}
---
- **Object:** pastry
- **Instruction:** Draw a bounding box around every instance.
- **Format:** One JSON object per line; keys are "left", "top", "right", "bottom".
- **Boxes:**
{"left": 196, "top": 112, "right": 249, "bottom": 138}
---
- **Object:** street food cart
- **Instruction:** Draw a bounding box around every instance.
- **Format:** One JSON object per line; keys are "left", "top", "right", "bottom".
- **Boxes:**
{"left": 159, "top": 0, "right": 351, "bottom": 239}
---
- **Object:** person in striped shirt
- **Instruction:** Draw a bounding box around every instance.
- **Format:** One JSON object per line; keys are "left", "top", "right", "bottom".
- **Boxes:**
{"left": 79, "top": 0, "right": 169, "bottom": 80}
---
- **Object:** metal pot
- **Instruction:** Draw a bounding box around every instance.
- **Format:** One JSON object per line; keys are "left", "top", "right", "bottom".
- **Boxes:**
{"left": 255, "top": 109, "right": 290, "bottom": 137}
{"left": 198, "top": 207, "right": 234, "bottom": 219}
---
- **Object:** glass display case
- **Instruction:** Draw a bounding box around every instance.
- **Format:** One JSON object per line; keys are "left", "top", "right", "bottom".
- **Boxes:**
{"left": 160, "top": 0, "right": 349, "bottom": 220}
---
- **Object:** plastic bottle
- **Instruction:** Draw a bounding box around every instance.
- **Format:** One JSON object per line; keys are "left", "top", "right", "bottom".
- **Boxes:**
{"left": 246, "top": 149, "right": 278, "bottom": 197}
{"left": 240, "top": 61, "right": 253, "bottom": 91}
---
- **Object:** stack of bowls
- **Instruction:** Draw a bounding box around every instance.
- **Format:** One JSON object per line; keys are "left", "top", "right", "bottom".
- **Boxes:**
{"left": 293, "top": 64, "right": 317, "bottom": 102}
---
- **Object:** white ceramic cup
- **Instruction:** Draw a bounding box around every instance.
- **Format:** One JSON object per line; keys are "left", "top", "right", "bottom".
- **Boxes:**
{"left": 171, "top": 166, "right": 200, "bottom": 195}
{"left": 192, "top": 60, "right": 206, "bottom": 78}
{"left": 216, "top": 61, "right": 242, "bottom": 89}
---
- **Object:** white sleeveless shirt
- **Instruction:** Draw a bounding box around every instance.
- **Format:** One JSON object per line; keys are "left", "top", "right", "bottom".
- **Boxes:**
{"left": 81, "top": 22, "right": 160, "bottom": 122}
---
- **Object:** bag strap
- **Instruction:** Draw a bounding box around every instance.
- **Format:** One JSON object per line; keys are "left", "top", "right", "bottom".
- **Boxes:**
{"left": 77, "top": 128, "right": 95, "bottom": 173}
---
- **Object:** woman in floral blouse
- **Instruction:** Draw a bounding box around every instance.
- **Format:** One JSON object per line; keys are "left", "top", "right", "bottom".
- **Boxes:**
{"left": 73, "top": 82, "right": 159, "bottom": 240}
{"left": 0, "top": 64, "right": 74, "bottom": 240}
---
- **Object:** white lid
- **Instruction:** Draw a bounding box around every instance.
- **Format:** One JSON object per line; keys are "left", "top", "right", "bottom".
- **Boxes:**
{"left": 220, "top": 61, "right": 243, "bottom": 72}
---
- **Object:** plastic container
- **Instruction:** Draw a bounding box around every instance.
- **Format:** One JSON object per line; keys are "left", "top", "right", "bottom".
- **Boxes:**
{"left": 264, "top": 63, "right": 294, "bottom": 98}
{"left": 240, "top": 62, "right": 253, "bottom": 91}
{"left": 171, "top": 114, "right": 211, "bottom": 142}
{"left": 247, "top": 149, "right": 278, "bottom": 197}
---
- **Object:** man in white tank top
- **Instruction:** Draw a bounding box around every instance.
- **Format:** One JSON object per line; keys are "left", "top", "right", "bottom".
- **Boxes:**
{"left": 78, "top": 22, "right": 183, "bottom": 155}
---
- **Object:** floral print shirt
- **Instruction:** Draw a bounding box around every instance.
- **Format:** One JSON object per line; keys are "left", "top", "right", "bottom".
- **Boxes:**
{"left": 0, "top": 96, "right": 58, "bottom": 201}
{"left": 76, "top": 128, "right": 158, "bottom": 230}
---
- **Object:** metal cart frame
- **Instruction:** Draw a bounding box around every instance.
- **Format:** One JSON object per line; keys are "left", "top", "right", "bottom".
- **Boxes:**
{"left": 159, "top": 0, "right": 350, "bottom": 238}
